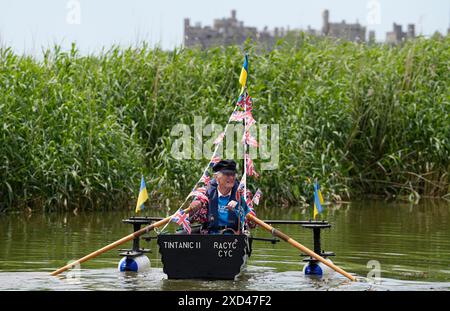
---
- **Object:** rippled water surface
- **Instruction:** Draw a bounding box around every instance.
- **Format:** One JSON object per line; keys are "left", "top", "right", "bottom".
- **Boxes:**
{"left": 1, "top": 200, "right": 449, "bottom": 290}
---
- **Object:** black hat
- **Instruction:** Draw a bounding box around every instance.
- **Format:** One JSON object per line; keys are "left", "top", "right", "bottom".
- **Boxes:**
{"left": 212, "top": 159, "right": 237, "bottom": 174}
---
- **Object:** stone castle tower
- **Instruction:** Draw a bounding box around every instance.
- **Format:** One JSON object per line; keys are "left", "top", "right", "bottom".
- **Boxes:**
{"left": 322, "top": 9, "right": 330, "bottom": 35}
{"left": 386, "top": 23, "right": 416, "bottom": 44}
{"left": 321, "top": 9, "right": 366, "bottom": 42}
{"left": 184, "top": 10, "right": 260, "bottom": 49}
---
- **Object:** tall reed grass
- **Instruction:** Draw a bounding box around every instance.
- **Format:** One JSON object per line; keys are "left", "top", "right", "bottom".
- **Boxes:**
{"left": 0, "top": 37, "right": 448, "bottom": 211}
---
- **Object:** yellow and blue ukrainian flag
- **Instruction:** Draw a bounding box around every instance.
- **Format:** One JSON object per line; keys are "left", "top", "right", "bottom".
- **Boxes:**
{"left": 313, "top": 180, "right": 324, "bottom": 220}
{"left": 135, "top": 176, "right": 149, "bottom": 214}
{"left": 239, "top": 54, "right": 249, "bottom": 92}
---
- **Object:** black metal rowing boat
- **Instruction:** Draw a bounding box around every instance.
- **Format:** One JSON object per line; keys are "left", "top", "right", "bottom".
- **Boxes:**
{"left": 157, "top": 233, "right": 252, "bottom": 280}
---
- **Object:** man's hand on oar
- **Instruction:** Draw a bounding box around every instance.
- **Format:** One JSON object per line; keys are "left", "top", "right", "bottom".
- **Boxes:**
{"left": 226, "top": 200, "right": 238, "bottom": 211}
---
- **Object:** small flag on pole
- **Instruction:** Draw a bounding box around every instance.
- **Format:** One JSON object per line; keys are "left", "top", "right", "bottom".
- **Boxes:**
{"left": 171, "top": 209, "right": 191, "bottom": 234}
{"left": 135, "top": 176, "right": 149, "bottom": 214}
{"left": 239, "top": 54, "right": 248, "bottom": 93}
{"left": 253, "top": 189, "right": 262, "bottom": 205}
{"left": 313, "top": 180, "right": 325, "bottom": 220}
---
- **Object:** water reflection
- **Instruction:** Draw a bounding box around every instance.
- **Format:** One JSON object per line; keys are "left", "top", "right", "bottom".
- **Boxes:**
{"left": 0, "top": 268, "right": 448, "bottom": 291}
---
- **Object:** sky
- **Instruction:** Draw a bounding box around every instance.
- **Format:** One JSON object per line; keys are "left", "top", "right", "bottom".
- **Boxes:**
{"left": 0, "top": 0, "right": 449, "bottom": 55}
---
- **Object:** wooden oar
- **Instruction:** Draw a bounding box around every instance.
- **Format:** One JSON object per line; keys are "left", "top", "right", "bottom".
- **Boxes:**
{"left": 246, "top": 214, "right": 356, "bottom": 281}
{"left": 50, "top": 207, "right": 193, "bottom": 276}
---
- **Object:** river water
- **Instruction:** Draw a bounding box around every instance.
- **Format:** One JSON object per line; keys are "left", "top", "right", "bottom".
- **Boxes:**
{"left": 0, "top": 200, "right": 449, "bottom": 290}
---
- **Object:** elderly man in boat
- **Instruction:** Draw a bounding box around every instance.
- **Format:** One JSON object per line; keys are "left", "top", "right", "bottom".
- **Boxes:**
{"left": 189, "top": 159, "right": 255, "bottom": 234}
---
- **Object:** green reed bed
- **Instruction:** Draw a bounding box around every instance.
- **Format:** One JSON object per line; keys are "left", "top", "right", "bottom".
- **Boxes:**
{"left": 0, "top": 37, "right": 449, "bottom": 212}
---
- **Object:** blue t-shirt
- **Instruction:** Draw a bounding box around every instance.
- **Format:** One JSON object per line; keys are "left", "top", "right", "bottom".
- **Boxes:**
{"left": 217, "top": 195, "right": 231, "bottom": 226}
{"left": 216, "top": 191, "right": 249, "bottom": 227}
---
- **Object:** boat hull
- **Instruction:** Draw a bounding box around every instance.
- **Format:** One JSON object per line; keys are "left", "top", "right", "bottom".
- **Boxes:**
{"left": 157, "top": 234, "right": 251, "bottom": 280}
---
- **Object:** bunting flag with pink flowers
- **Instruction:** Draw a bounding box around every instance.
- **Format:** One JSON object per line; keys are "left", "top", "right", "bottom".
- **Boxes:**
{"left": 199, "top": 171, "right": 211, "bottom": 186}
{"left": 243, "top": 131, "right": 259, "bottom": 147}
{"left": 246, "top": 113, "right": 256, "bottom": 128}
{"left": 235, "top": 54, "right": 262, "bottom": 226}
{"left": 252, "top": 189, "right": 262, "bottom": 206}
{"left": 213, "top": 132, "right": 225, "bottom": 145}
{"left": 230, "top": 111, "right": 246, "bottom": 122}
{"left": 245, "top": 154, "right": 259, "bottom": 177}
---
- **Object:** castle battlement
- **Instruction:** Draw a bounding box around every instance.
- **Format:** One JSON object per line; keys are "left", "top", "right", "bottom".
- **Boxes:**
{"left": 184, "top": 10, "right": 422, "bottom": 49}
{"left": 184, "top": 10, "right": 286, "bottom": 49}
